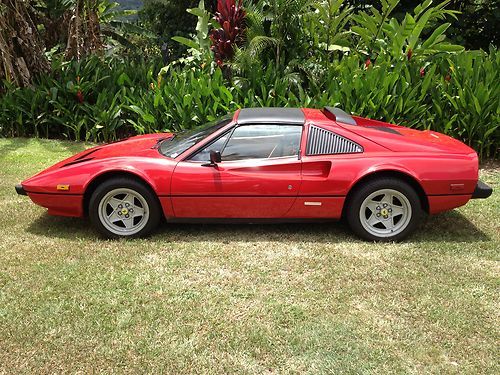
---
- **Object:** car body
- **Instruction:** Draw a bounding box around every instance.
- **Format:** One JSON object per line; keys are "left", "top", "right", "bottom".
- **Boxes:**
{"left": 16, "top": 107, "right": 492, "bottom": 241}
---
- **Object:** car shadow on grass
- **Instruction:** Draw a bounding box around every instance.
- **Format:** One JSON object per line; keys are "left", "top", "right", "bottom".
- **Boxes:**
{"left": 26, "top": 210, "right": 489, "bottom": 243}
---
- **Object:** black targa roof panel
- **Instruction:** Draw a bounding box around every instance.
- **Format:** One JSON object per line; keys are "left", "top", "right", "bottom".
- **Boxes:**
{"left": 323, "top": 107, "right": 358, "bottom": 126}
{"left": 237, "top": 108, "right": 305, "bottom": 125}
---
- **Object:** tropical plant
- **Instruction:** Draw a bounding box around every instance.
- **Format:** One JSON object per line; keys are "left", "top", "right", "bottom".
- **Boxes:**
{"left": 229, "top": 0, "right": 314, "bottom": 72}
{"left": 171, "top": 0, "right": 213, "bottom": 63}
{"left": 33, "top": 0, "right": 74, "bottom": 50}
{"left": 1, "top": 0, "right": 498, "bottom": 160}
{"left": 210, "top": 0, "right": 246, "bottom": 66}
{"left": 308, "top": 0, "right": 352, "bottom": 64}
{"left": 0, "top": 0, "right": 50, "bottom": 87}
{"left": 351, "top": 0, "right": 463, "bottom": 62}
{"left": 139, "top": 0, "right": 200, "bottom": 58}
{"left": 64, "top": 0, "right": 104, "bottom": 59}
{"left": 431, "top": 49, "right": 500, "bottom": 159}
{"left": 2, "top": 48, "right": 498, "bottom": 158}
{"left": 261, "top": 0, "right": 314, "bottom": 66}
{"left": 417, "top": 0, "right": 499, "bottom": 49}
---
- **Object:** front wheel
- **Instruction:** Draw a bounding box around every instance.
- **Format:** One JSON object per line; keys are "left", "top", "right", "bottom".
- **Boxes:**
{"left": 346, "top": 178, "right": 423, "bottom": 242}
{"left": 89, "top": 177, "right": 161, "bottom": 239}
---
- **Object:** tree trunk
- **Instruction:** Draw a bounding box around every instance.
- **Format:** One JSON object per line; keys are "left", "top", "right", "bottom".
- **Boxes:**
{"left": 65, "top": 0, "right": 103, "bottom": 60}
{"left": 0, "top": 0, "right": 50, "bottom": 87}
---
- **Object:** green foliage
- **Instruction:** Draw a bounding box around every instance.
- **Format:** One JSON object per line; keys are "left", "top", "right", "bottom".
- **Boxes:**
{"left": 446, "top": 0, "right": 499, "bottom": 50}
{"left": 232, "top": 0, "right": 314, "bottom": 69}
{"left": 351, "top": 0, "right": 463, "bottom": 61}
{"left": 0, "top": 56, "right": 164, "bottom": 142}
{"left": 171, "top": 0, "right": 213, "bottom": 63}
{"left": 308, "top": 0, "right": 352, "bottom": 62}
{"left": 139, "top": 0, "right": 201, "bottom": 59}
{"left": 231, "top": 0, "right": 465, "bottom": 86}
{"left": 0, "top": 0, "right": 498, "bottom": 159}
{"left": 431, "top": 50, "right": 500, "bottom": 158}
{"left": 342, "top": 0, "right": 499, "bottom": 49}
{"left": 1, "top": 48, "right": 498, "bottom": 158}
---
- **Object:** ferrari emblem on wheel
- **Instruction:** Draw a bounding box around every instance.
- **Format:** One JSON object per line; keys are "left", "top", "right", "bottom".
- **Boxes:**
{"left": 15, "top": 107, "right": 493, "bottom": 241}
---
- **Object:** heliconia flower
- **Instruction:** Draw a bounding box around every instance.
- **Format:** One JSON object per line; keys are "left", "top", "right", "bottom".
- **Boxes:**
{"left": 76, "top": 90, "right": 84, "bottom": 103}
{"left": 365, "top": 59, "right": 371, "bottom": 69}
{"left": 407, "top": 48, "right": 413, "bottom": 60}
{"left": 420, "top": 67, "right": 425, "bottom": 77}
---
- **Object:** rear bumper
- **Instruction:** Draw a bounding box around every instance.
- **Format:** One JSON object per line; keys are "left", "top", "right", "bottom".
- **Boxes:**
{"left": 472, "top": 180, "right": 493, "bottom": 199}
{"left": 15, "top": 184, "right": 27, "bottom": 196}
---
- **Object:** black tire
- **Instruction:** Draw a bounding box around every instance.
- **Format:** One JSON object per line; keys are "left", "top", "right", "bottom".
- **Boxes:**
{"left": 346, "top": 177, "right": 423, "bottom": 242}
{"left": 89, "top": 177, "right": 161, "bottom": 239}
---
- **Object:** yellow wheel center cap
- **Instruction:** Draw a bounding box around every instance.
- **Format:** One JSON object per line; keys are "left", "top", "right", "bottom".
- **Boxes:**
{"left": 121, "top": 208, "right": 129, "bottom": 215}
{"left": 381, "top": 209, "right": 389, "bottom": 216}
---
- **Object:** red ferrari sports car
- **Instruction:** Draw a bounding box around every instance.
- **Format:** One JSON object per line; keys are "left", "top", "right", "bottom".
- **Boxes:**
{"left": 16, "top": 107, "right": 492, "bottom": 241}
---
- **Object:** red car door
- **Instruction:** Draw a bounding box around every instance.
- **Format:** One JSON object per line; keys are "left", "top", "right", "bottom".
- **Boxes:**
{"left": 170, "top": 124, "right": 303, "bottom": 218}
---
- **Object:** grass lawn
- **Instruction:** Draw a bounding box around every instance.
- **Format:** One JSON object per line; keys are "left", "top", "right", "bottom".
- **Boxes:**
{"left": 0, "top": 138, "right": 498, "bottom": 374}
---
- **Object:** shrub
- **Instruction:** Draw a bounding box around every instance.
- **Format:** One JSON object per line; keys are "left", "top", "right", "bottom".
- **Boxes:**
{"left": 0, "top": 56, "right": 163, "bottom": 142}
{"left": 0, "top": 49, "right": 498, "bottom": 158}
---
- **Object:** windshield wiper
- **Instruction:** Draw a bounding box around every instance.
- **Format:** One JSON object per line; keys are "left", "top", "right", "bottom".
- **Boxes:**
{"left": 153, "top": 135, "right": 176, "bottom": 150}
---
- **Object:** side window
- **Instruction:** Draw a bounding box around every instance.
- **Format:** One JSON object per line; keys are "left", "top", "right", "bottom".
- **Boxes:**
{"left": 222, "top": 125, "right": 302, "bottom": 161}
{"left": 306, "top": 125, "right": 363, "bottom": 155}
{"left": 189, "top": 132, "right": 230, "bottom": 162}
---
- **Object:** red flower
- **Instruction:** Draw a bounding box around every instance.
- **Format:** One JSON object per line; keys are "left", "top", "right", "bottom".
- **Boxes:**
{"left": 407, "top": 48, "right": 413, "bottom": 60}
{"left": 76, "top": 90, "right": 84, "bottom": 103}
{"left": 419, "top": 67, "right": 425, "bottom": 77}
{"left": 365, "top": 58, "right": 371, "bottom": 69}
{"left": 445, "top": 74, "right": 451, "bottom": 82}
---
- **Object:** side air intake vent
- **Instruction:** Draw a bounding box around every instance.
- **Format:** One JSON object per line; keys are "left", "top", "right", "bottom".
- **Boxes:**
{"left": 306, "top": 125, "right": 363, "bottom": 155}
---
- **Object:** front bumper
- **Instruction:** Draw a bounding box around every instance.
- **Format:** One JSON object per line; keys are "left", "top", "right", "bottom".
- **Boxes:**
{"left": 471, "top": 180, "right": 493, "bottom": 199}
{"left": 15, "top": 184, "right": 27, "bottom": 196}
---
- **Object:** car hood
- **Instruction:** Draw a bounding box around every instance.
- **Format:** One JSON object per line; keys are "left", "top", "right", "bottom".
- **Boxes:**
{"left": 67, "top": 133, "right": 171, "bottom": 163}
{"left": 29, "top": 133, "right": 173, "bottom": 178}
{"left": 79, "top": 133, "right": 173, "bottom": 159}
{"left": 341, "top": 116, "right": 476, "bottom": 155}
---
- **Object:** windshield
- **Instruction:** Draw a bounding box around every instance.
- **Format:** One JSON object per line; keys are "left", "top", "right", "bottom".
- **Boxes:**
{"left": 159, "top": 114, "right": 233, "bottom": 158}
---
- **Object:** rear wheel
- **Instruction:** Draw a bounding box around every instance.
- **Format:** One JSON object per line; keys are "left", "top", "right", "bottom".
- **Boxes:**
{"left": 89, "top": 177, "right": 161, "bottom": 238}
{"left": 346, "top": 178, "right": 423, "bottom": 241}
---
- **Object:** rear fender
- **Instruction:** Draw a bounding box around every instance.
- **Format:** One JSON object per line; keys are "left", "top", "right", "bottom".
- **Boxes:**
{"left": 344, "top": 164, "right": 429, "bottom": 214}
{"left": 348, "top": 163, "right": 423, "bottom": 193}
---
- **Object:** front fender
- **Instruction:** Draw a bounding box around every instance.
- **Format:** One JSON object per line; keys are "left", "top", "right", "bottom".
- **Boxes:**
{"left": 22, "top": 156, "right": 176, "bottom": 196}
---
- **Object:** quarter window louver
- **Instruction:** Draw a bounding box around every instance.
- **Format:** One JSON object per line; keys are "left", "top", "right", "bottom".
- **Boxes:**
{"left": 306, "top": 125, "right": 363, "bottom": 155}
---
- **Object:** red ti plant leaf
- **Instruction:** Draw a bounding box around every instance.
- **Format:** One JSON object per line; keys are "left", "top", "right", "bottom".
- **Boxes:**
{"left": 210, "top": 0, "right": 246, "bottom": 66}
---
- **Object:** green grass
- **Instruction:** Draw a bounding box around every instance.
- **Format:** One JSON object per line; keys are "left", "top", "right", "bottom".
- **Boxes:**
{"left": 0, "top": 138, "right": 498, "bottom": 374}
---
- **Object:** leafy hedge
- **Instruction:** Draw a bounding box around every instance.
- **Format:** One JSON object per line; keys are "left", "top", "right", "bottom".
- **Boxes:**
{"left": 0, "top": 49, "right": 498, "bottom": 158}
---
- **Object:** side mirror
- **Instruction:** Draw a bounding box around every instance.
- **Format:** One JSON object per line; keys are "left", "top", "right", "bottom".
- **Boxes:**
{"left": 210, "top": 150, "right": 222, "bottom": 164}
{"left": 202, "top": 150, "right": 221, "bottom": 167}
